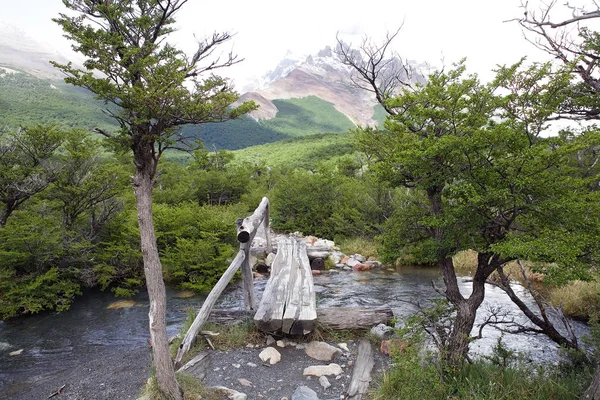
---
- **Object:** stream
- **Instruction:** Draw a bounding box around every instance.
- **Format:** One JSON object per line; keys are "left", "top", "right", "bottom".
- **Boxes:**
{"left": 0, "top": 266, "right": 589, "bottom": 398}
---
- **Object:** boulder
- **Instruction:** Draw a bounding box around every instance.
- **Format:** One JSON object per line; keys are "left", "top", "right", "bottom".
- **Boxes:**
{"left": 346, "top": 258, "right": 361, "bottom": 268}
{"left": 305, "top": 341, "right": 342, "bottom": 361}
{"left": 353, "top": 254, "right": 367, "bottom": 262}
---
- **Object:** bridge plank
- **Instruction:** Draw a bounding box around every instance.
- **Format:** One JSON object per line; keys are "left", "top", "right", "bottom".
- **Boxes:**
{"left": 254, "top": 238, "right": 317, "bottom": 334}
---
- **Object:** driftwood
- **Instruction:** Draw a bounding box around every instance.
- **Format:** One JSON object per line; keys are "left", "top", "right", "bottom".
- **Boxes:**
{"left": 347, "top": 339, "right": 375, "bottom": 399}
{"left": 254, "top": 238, "right": 317, "bottom": 334}
{"left": 174, "top": 250, "right": 245, "bottom": 368}
{"left": 176, "top": 352, "right": 211, "bottom": 380}
{"left": 207, "top": 307, "right": 393, "bottom": 331}
{"left": 47, "top": 385, "right": 66, "bottom": 399}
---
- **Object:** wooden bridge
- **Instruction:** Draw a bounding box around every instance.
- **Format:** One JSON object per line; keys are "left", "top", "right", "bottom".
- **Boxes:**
{"left": 174, "top": 197, "right": 392, "bottom": 367}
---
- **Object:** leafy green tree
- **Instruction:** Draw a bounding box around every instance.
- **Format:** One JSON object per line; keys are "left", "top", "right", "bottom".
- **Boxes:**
{"left": 348, "top": 56, "right": 600, "bottom": 365}
{"left": 52, "top": 1, "right": 256, "bottom": 397}
{"left": 0, "top": 125, "right": 65, "bottom": 227}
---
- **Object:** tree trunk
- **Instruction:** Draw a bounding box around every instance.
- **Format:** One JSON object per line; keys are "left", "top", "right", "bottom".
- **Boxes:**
{"left": 583, "top": 359, "right": 600, "bottom": 400}
{"left": 133, "top": 165, "right": 182, "bottom": 400}
{"left": 440, "top": 254, "right": 497, "bottom": 366}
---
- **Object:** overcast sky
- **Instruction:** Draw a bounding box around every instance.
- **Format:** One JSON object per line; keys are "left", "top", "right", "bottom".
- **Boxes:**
{"left": 1, "top": 0, "right": 595, "bottom": 88}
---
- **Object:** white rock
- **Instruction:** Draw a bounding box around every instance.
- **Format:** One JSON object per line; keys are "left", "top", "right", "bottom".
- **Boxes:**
{"left": 305, "top": 341, "right": 342, "bottom": 361}
{"left": 232, "top": 363, "right": 241, "bottom": 368}
{"left": 353, "top": 254, "right": 367, "bottom": 262}
{"left": 238, "top": 378, "right": 253, "bottom": 387}
{"left": 303, "top": 363, "right": 343, "bottom": 377}
{"left": 276, "top": 340, "right": 286, "bottom": 348}
{"left": 338, "top": 343, "right": 350, "bottom": 352}
{"left": 246, "top": 362, "right": 257, "bottom": 367}
{"left": 9, "top": 349, "right": 23, "bottom": 356}
{"left": 346, "top": 257, "right": 361, "bottom": 267}
{"left": 259, "top": 347, "right": 281, "bottom": 365}
{"left": 319, "top": 376, "right": 331, "bottom": 389}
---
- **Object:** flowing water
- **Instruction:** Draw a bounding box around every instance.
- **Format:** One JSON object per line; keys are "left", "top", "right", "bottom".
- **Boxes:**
{"left": 0, "top": 266, "right": 588, "bottom": 396}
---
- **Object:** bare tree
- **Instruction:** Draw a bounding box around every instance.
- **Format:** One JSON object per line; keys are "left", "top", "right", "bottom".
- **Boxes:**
{"left": 335, "top": 27, "right": 419, "bottom": 116}
{"left": 516, "top": 0, "right": 600, "bottom": 120}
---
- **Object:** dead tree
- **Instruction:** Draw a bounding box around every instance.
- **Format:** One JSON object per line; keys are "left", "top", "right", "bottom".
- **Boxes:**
{"left": 516, "top": 0, "right": 600, "bottom": 120}
{"left": 335, "top": 27, "right": 419, "bottom": 116}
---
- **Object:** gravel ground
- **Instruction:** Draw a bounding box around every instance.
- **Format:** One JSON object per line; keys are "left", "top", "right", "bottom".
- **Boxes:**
{"left": 0, "top": 339, "right": 388, "bottom": 400}
{"left": 0, "top": 346, "right": 150, "bottom": 400}
{"left": 199, "top": 339, "right": 390, "bottom": 400}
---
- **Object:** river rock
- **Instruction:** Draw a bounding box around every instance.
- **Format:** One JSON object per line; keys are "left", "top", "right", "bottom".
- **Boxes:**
{"left": 319, "top": 376, "right": 331, "bottom": 389}
{"left": 213, "top": 386, "right": 247, "bottom": 400}
{"left": 346, "top": 257, "right": 361, "bottom": 268}
{"left": 266, "top": 252, "right": 276, "bottom": 266}
{"left": 329, "top": 251, "right": 344, "bottom": 264}
{"left": 259, "top": 347, "right": 281, "bottom": 365}
{"left": 353, "top": 254, "right": 367, "bottom": 262}
{"left": 305, "top": 341, "right": 342, "bottom": 361}
{"left": 352, "top": 263, "right": 372, "bottom": 271}
{"left": 292, "top": 385, "right": 319, "bottom": 400}
{"left": 370, "top": 323, "right": 394, "bottom": 339}
{"left": 303, "top": 363, "right": 343, "bottom": 377}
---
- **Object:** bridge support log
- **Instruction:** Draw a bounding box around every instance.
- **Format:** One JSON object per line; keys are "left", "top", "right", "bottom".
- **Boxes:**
{"left": 207, "top": 306, "right": 393, "bottom": 331}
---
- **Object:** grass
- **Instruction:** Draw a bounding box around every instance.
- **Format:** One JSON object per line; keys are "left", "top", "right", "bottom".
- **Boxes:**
{"left": 337, "top": 237, "right": 378, "bottom": 260}
{"left": 371, "top": 342, "right": 592, "bottom": 400}
{"left": 551, "top": 279, "right": 600, "bottom": 321}
{"left": 141, "top": 372, "right": 224, "bottom": 400}
{"left": 170, "top": 311, "right": 263, "bottom": 364}
{"left": 452, "top": 250, "right": 600, "bottom": 321}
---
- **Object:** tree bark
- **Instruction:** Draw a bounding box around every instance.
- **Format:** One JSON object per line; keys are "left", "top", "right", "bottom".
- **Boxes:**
{"left": 583, "top": 359, "right": 600, "bottom": 400}
{"left": 441, "top": 253, "right": 497, "bottom": 366}
{"left": 133, "top": 159, "right": 182, "bottom": 400}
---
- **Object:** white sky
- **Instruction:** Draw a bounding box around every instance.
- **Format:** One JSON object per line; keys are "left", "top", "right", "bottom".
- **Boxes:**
{"left": 1, "top": 0, "right": 597, "bottom": 88}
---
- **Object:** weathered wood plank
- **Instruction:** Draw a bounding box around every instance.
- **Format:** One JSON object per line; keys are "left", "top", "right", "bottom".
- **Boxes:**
{"left": 282, "top": 240, "right": 316, "bottom": 335}
{"left": 254, "top": 238, "right": 317, "bottom": 334}
{"left": 254, "top": 239, "right": 292, "bottom": 332}
{"left": 176, "top": 352, "right": 211, "bottom": 380}
{"left": 174, "top": 250, "right": 245, "bottom": 368}
{"left": 347, "top": 339, "right": 375, "bottom": 399}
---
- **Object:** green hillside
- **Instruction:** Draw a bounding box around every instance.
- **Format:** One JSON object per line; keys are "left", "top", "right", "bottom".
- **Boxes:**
{"left": 185, "top": 96, "right": 356, "bottom": 150}
{"left": 0, "top": 68, "right": 116, "bottom": 131}
{"left": 0, "top": 71, "right": 358, "bottom": 151}
{"left": 232, "top": 132, "right": 358, "bottom": 169}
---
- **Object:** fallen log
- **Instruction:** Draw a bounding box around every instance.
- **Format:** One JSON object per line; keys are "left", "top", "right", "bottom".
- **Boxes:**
{"left": 206, "top": 306, "right": 394, "bottom": 331}
{"left": 176, "top": 352, "right": 210, "bottom": 380}
{"left": 347, "top": 339, "right": 375, "bottom": 400}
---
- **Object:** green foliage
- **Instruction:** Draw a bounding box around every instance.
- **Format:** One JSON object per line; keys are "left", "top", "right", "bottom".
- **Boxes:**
{"left": 154, "top": 202, "right": 242, "bottom": 292}
{"left": 0, "top": 69, "right": 116, "bottom": 131}
{"left": 189, "top": 96, "right": 356, "bottom": 150}
{"left": 374, "top": 335, "right": 590, "bottom": 400}
{"left": 232, "top": 132, "right": 357, "bottom": 169}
